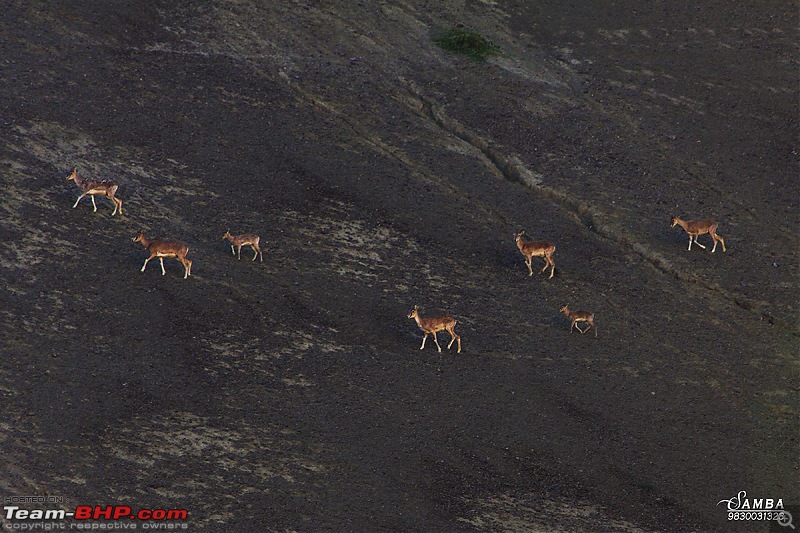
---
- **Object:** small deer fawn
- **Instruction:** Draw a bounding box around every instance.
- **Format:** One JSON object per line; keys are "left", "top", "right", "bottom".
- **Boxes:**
{"left": 560, "top": 305, "right": 597, "bottom": 337}
{"left": 222, "top": 230, "right": 263, "bottom": 262}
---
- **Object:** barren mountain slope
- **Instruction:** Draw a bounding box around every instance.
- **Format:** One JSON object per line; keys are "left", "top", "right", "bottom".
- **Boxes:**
{"left": 1, "top": 1, "right": 797, "bottom": 531}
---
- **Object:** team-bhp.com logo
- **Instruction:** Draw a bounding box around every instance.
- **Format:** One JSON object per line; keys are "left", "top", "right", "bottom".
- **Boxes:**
{"left": 3, "top": 504, "right": 188, "bottom": 529}
{"left": 717, "top": 491, "right": 794, "bottom": 529}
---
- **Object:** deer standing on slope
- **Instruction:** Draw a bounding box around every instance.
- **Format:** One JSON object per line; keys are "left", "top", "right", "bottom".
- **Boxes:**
{"left": 66, "top": 168, "right": 123, "bottom": 216}
{"left": 560, "top": 305, "right": 598, "bottom": 337}
{"left": 133, "top": 231, "right": 192, "bottom": 279}
{"left": 515, "top": 230, "right": 556, "bottom": 279}
{"left": 408, "top": 305, "right": 462, "bottom": 353}
{"left": 222, "top": 230, "right": 263, "bottom": 262}
{"left": 670, "top": 216, "right": 726, "bottom": 253}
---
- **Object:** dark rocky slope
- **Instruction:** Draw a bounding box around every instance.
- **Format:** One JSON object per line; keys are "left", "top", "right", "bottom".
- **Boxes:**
{"left": 1, "top": 1, "right": 797, "bottom": 531}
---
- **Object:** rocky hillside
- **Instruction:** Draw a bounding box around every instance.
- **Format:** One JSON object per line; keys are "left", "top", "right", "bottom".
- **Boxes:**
{"left": 1, "top": 1, "right": 797, "bottom": 531}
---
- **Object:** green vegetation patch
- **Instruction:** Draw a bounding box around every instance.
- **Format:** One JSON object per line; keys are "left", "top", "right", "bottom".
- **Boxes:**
{"left": 434, "top": 28, "right": 501, "bottom": 61}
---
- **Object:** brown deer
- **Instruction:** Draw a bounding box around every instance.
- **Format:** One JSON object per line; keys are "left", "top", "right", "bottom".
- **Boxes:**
{"left": 670, "top": 216, "right": 726, "bottom": 252}
{"left": 515, "top": 230, "right": 555, "bottom": 279}
{"left": 66, "top": 168, "right": 123, "bottom": 216}
{"left": 559, "top": 305, "right": 597, "bottom": 337}
{"left": 133, "top": 231, "right": 192, "bottom": 279}
{"left": 222, "top": 230, "right": 263, "bottom": 262}
{"left": 407, "top": 305, "right": 461, "bottom": 353}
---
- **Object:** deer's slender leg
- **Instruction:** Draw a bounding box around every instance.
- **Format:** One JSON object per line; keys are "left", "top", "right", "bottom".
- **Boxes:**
{"left": 449, "top": 331, "right": 461, "bottom": 353}
{"left": 432, "top": 332, "right": 442, "bottom": 352}
{"left": 694, "top": 236, "right": 706, "bottom": 249}
{"left": 710, "top": 231, "right": 725, "bottom": 252}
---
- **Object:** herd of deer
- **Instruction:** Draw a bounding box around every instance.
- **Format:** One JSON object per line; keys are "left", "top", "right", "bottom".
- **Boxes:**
{"left": 67, "top": 168, "right": 262, "bottom": 281}
{"left": 67, "top": 167, "right": 727, "bottom": 353}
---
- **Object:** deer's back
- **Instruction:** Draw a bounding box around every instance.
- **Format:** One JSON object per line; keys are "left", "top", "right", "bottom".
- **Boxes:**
{"left": 686, "top": 219, "right": 717, "bottom": 232}
{"left": 148, "top": 240, "right": 188, "bottom": 256}
{"left": 420, "top": 316, "right": 456, "bottom": 332}
{"left": 234, "top": 233, "right": 260, "bottom": 243}
{"left": 519, "top": 239, "right": 554, "bottom": 254}
{"left": 83, "top": 179, "right": 117, "bottom": 191}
